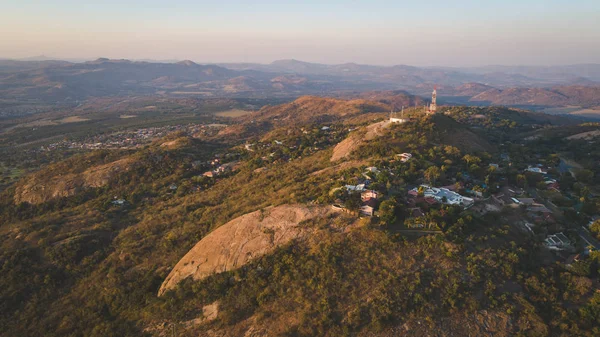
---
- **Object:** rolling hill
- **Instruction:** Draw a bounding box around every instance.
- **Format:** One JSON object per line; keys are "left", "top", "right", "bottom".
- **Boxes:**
{"left": 470, "top": 85, "right": 600, "bottom": 107}
{"left": 1, "top": 98, "right": 599, "bottom": 336}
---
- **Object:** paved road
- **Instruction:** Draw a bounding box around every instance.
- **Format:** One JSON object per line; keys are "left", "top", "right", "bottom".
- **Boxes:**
{"left": 388, "top": 229, "right": 442, "bottom": 234}
{"left": 527, "top": 187, "right": 600, "bottom": 250}
{"left": 528, "top": 187, "right": 561, "bottom": 213}
{"left": 577, "top": 227, "right": 600, "bottom": 250}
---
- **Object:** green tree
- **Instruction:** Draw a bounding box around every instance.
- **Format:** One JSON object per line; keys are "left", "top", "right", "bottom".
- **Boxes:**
{"left": 462, "top": 154, "right": 481, "bottom": 166}
{"left": 378, "top": 198, "right": 397, "bottom": 226}
{"left": 590, "top": 220, "right": 600, "bottom": 240}
{"left": 576, "top": 169, "right": 594, "bottom": 184}
{"left": 424, "top": 166, "right": 441, "bottom": 185}
{"left": 344, "top": 194, "right": 362, "bottom": 216}
{"left": 444, "top": 146, "right": 461, "bottom": 158}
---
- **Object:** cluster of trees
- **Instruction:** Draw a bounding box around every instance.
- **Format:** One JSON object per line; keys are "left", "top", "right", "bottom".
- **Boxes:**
{"left": 155, "top": 215, "right": 600, "bottom": 336}
{"left": 2, "top": 107, "right": 600, "bottom": 336}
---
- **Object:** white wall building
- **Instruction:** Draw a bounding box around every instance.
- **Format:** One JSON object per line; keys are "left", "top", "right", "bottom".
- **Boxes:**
{"left": 544, "top": 232, "right": 571, "bottom": 250}
{"left": 417, "top": 185, "right": 474, "bottom": 208}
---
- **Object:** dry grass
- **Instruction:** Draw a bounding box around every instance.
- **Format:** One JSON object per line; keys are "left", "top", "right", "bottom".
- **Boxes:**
{"left": 58, "top": 116, "right": 90, "bottom": 123}
{"left": 215, "top": 109, "right": 252, "bottom": 118}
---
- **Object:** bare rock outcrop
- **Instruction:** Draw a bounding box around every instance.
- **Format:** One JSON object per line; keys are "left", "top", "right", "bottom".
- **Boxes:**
{"left": 158, "top": 204, "right": 335, "bottom": 296}
{"left": 330, "top": 120, "right": 389, "bottom": 162}
{"left": 331, "top": 132, "right": 363, "bottom": 162}
{"left": 15, "top": 157, "right": 134, "bottom": 204}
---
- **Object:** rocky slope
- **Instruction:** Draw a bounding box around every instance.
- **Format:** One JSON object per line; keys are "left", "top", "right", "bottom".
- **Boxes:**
{"left": 249, "top": 96, "right": 389, "bottom": 126}
{"left": 331, "top": 120, "right": 391, "bottom": 162}
{"left": 158, "top": 204, "right": 342, "bottom": 296}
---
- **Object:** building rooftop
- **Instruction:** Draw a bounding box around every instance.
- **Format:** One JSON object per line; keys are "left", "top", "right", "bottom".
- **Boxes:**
{"left": 419, "top": 185, "right": 474, "bottom": 207}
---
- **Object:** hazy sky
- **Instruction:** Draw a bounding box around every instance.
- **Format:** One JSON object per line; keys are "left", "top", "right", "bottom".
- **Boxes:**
{"left": 1, "top": 0, "right": 599, "bottom": 66}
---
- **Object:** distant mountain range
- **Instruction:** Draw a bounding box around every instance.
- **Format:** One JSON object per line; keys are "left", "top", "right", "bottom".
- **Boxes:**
{"left": 1, "top": 58, "right": 599, "bottom": 116}
{"left": 218, "top": 59, "right": 600, "bottom": 86}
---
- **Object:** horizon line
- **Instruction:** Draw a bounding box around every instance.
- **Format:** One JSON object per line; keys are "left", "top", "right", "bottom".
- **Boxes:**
{"left": 2, "top": 56, "right": 599, "bottom": 69}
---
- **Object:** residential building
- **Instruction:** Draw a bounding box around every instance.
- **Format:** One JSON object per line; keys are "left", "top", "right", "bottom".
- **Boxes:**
{"left": 527, "top": 204, "right": 552, "bottom": 214}
{"left": 361, "top": 190, "right": 379, "bottom": 202}
{"left": 359, "top": 205, "right": 375, "bottom": 217}
{"left": 413, "top": 185, "right": 474, "bottom": 207}
{"left": 409, "top": 207, "right": 425, "bottom": 218}
{"left": 526, "top": 166, "right": 547, "bottom": 174}
{"left": 365, "top": 166, "right": 380, "bottom": 174}
{"left": 544, "top": 233, "right": 571, "bottom": 250}
{"left": 517, "top": 198, "right": 536, "bottom": 205}
{"left": 345, "top": 184, "right": 366, "bottom": 192}
{"left": 396, "top": 153, "right": 412, "bottom": 163}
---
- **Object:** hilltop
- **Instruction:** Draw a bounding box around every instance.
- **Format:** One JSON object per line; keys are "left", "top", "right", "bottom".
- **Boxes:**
{"left": 249, "top": 96, "right": 389, "bottom": 124}
{"left": 470, "top": 85, "right": 600, "bottom": 107}
{"left": 211, "top": 95, "right": 392, "bottom": 140}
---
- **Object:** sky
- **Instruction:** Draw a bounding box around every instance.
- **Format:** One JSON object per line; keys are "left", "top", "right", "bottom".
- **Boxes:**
{"left": 1, "top": 0, "right": 599, "bottom": 66}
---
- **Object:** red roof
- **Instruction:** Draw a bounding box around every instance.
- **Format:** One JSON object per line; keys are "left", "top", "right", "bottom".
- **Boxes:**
{"left": 424, "top": 197, "right": 438, "bottom": 205}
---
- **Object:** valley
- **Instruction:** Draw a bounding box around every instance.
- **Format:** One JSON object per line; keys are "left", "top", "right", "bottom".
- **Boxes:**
{"left": 2, "top": 59, "right": 600, "bottom": 120}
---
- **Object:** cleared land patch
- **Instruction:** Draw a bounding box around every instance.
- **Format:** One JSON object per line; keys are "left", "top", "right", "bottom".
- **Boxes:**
{"left": 58, "top": 116, "right": 90, "bottom": 123}
{"left": 566, "top": 129, "right": 600, "bottom": 140}
{"left": 215, "top": 109, "right": 252, "bottom": 118}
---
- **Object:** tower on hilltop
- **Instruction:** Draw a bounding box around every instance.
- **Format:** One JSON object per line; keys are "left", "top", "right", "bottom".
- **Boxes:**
{"left": 425, "top": 86, "right": 437, "bottom": 114}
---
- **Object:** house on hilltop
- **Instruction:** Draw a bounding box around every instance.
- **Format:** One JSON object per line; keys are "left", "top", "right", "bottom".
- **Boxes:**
{"left": 396, "top": 153, "right": 412, "bottom": 163}
{"left": 359, "top": 205, "right": 375, "bottom": 217}
{"left": 345, "top": 184, "right": 366, "bottom": 192}
{"left": 361, "top": 190, "right": 379, "bottom": 202}
{"left": 410, "top": 185, "right": 474, "bottom": 208}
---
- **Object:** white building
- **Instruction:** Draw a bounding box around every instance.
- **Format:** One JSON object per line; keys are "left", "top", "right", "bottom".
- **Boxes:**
{"left": 390, "top": 117, "right": 409, "bottom": 124}
{"left": 544, "top": 232, "right": 571, "bottom": 250}
{"left": 365, "top": 166, "right": 380, "bottom": 173}
{"left": 397, "top": 153, "right": 412, "bottom": 163}
{"left": 345, "top": 184, "right": 366, "bottom": 192}
{"left": 526, "top": 166, "right": 547, "bottom": 174}
{"left": 414, "top": 185, "right": 474, "bottom": 208}
{"left": 390, "top": 107, "right": 409, "bottom": 124}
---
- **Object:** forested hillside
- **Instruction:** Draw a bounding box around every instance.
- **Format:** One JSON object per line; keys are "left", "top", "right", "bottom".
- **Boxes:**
{"left": 1, "top": 102, "right": 600, "bottom": 336}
